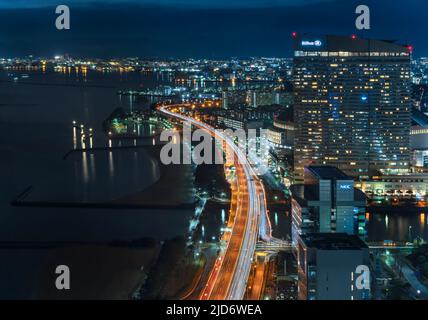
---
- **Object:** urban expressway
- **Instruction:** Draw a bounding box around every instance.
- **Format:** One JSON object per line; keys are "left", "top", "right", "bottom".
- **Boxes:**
{"left": 159, "top": 104, "right": 271, "bottom": 300}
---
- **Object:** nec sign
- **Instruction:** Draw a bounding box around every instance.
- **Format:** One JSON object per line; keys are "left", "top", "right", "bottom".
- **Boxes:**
{"left": 339, "top": 184, "right": 352, "bottom": 190}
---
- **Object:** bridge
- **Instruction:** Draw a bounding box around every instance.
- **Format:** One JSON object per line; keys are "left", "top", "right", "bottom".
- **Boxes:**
{"left": 367, "top": 243, "right": 414, "bottom": 251}
{"left": 256, "top": 238, "right": 293, "bottom": 253}
{"left": 254, "top": 239, "right": 415, "bottom": 254}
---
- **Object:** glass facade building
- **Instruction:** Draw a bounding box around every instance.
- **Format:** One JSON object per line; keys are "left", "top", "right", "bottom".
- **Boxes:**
{"left": 293, "top": 35, "right": 412, "bottom": 182}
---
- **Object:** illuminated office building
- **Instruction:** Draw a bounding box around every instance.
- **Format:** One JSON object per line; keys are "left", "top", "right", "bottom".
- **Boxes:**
{"left": 267, "top": 119, "right": 295, "bottom": 148}
{"left": 291, "top": 166, "right": 367, "bottom": 245}
{"left": 293, "top": 35, "right": 412, "bottom": 182}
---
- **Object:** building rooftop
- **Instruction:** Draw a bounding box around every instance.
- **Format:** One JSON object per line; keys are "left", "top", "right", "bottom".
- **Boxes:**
{"left": 300, "top": 233, "right": 368, "bottom": 250}
{"left": 412, "top": 108, "right": 428, "bottom": 126}
{"left": 306, "top": 166, "right": 352, "bottom": 180}
{"left": 293, "top": 34, "right": 410, "bottom": 53}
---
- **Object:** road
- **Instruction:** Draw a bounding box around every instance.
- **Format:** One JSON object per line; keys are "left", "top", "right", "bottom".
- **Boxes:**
{"left": 159, "top": 105, "right": 271, "bottom": 300}
{"left": 247, "top": 256, "right": 268, "bottom": 300}
{"left": 401, "top": 264, "right": 428, "bottom": 299}
{"left": 180, "top": 246, "right": 219, "bottom": 300}
{"left": 396, "top": 257, "right": 428, "bottom": 299}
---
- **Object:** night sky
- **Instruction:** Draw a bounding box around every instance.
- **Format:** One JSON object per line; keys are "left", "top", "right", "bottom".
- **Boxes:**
{"left": 0, "top": 0, "right": 425, "bottom": 58}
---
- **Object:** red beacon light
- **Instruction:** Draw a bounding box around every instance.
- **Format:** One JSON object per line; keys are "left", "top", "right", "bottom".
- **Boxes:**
{"left": 407, "top": 45, "right": 414, "bottom": 53}
{"left": 292, "top": 32, "right": 297, "bottom": 38}
{"left": 351, "top": 34, "right": 357, "bottom": 40}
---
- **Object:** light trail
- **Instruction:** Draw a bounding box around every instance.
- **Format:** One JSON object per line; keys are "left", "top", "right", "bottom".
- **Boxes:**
{"left": 159, "top": 105, "right": 271, "bottom": 300}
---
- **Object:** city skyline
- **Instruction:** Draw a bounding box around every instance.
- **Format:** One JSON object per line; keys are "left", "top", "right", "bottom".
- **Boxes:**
{"left": 1, "top": 1, "right": 428, "bottom": 304}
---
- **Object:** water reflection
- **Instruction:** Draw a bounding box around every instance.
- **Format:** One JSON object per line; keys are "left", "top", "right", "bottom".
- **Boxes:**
{"left": 82, "top": 152, "right": 89, "bottom": 183}
{"left": 366, "top": 208, "right": 428, "bottom": 242}
{"left": 108, "top": 151, "right": 114, "bottom": 178}
{"left": 90, "top": 154, "right": 96, "bottom": 181}
{"left": 0, "top": 69, "right": 189, "bottom": 248}
{"left": 271, "top": 204, "right": 428, "bottom": 243}
{"left": 72, "top": 126, "right": 77, "bottom": 150}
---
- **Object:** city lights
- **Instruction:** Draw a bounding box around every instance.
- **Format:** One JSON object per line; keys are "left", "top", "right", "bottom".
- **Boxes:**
{"left": 0, "top": 0, "right": 427, "bottom": 309}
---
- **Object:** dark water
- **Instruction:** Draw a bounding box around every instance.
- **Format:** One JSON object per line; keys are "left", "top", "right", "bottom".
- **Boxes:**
{"left": 270, "top": 204, "right": 428, "bottom": 243}
{"left": 0, "top": 69, "right": 196, "bottom": 299}
{"left": 365, "top": 207, "right": 428, "bottom": 242}
{"left": 0, "top": 69, "right": 193, "bottom": 243}
{"left": 24, "top": 148, "right": 161, "bottom": 203}
{"left": 270, "top": 204, "right": 292, "bottom": 241}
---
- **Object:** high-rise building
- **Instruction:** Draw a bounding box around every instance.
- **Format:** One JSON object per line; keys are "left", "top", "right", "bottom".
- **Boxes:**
{"left": 297, "top": 233, "right": 371, "bottom": 300}
{"left": 293, "top": 34, "right": 412, "bottom": 182}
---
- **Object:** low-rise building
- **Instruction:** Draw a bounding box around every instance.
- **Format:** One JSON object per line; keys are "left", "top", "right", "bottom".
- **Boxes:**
{"left": 356, "top": 173, "right": 428, "bottom": 198}
{"left": 221, "top": 90, "right": 248, "bottom": 110}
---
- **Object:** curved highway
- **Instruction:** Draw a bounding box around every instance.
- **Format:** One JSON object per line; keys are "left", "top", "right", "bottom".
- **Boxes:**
{"left": 159, "top": 105, "right": 271, "bottom": 300}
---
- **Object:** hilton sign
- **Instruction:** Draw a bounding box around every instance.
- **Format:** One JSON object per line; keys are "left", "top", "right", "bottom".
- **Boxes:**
{"left": 301, "top": 40, "right": 323, "bottom": 47}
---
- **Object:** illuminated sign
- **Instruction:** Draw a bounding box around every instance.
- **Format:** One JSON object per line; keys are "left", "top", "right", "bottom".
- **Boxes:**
{"left": 339, "top": 184, "right": 352, "bottom": 190}
{"left": 301, "top": 40, "right": 323, "bottom": 47}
